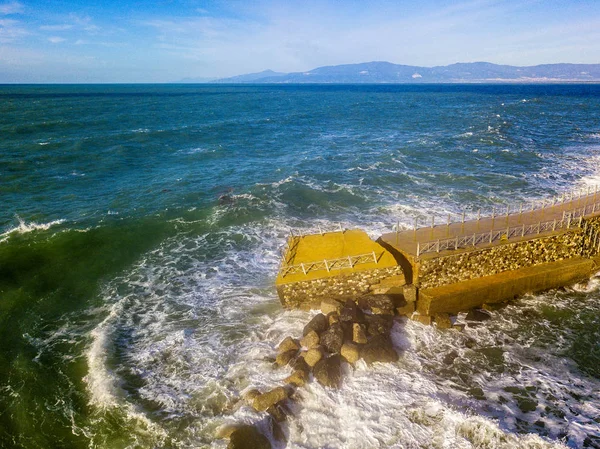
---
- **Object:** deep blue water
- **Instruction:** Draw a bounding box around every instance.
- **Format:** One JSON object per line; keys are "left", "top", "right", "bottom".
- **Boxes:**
{"left": 1, "top": 84, "right": 600, "bottom": 449}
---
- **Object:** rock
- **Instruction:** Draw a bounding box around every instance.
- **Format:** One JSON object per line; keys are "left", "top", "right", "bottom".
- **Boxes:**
{"left": 403, "top": 285, "right": 418, "bottom": 302}
{"left": 466, "top": 309, "right": 492, "bottom": 322}
{"left": 360, "top": 335, "right": 399, "bottom": 365}
{"left": 303, "top": 313, "right": 328, "bottom": 336}
{"left": 327, "top": 311, "right": 340, "bottom": 325}
{"left": 352, "top": 323, "right": 368, "bottom": 344}
{"left": 321, "top": 298, "right": 342, "bottom": 315}
{"left": 252, "top": 387, "right": 288, "bottom": 412}
{"left": 453, "top": 323, "right": 466, "bottom": 332}
{"left": 364, "top": 295, "right": 396, "bottom": 315}
{"left": 300, "top": 330, "right": 320, "bottom": 349}
{"left": 340, "top": 342, "right": 360, "bottom": 364}
{"left": 266, "top": 404, "right": 288, "bottom": 422}
{"left": 396, "top": 300, "right": 415, "bottom": 316}
{"left": 339, "top": 299, "right": 365, "bottom": 324}
{"left": 216, "top": 423, "right": 242, "bottom": 439}
{"left": 303, "top": 347, "right": 323, "bottom": 367}
{"left": 227, "top": 425, "right": 271, "bottom": 449}
{"left": 320, "top": 322, "right": 345, "bottom": 353}
{"left": 243, "top": 389, "right": 261, "bottom": 404}
{"left": 313, "top": 354, "right": 342, "bottom": 388}
{"left": 284, "top": 369, "right": 308, "bottom": 387}
{"left": 411, "top": 314, "right": 432, "bottom": 325}
{"left": 443, "top": 350, "right": 459, "bottom": 365}
{"left": 434, "top": 313, "right": 453, "bottom": 329}
{"left": 275, "top": 349, "right": 297, "bottom": 367}
{"left": 278, "top": 336, "right": 300, "bottom": 354}
{"left": 364, "top": 314, "right": 394, "bottom": 337}
{"left": 291, "top": 357, "right": 311, "bottom": 375}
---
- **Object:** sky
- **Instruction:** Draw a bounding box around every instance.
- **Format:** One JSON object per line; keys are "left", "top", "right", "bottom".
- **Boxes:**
{"left": 0, "top": 0, "right": 599, "bottom": 83}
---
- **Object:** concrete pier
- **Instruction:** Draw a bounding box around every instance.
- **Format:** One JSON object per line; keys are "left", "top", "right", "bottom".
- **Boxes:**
{"left": 276, "top": 190, "right": 600, "bottom": 321}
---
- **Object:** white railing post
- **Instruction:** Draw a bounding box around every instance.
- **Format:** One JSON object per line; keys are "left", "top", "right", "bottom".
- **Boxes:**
{"left": 301, "top": 263, "right": 306, "bottom": 275}
{"left": 324, "top": 259, "right": 329, "bottom": 272}
{"left": 416, "top": 242, "right": 420, "bottom": 257}
{"left": 372, "top": 251, "right": 377, "bottom": 264}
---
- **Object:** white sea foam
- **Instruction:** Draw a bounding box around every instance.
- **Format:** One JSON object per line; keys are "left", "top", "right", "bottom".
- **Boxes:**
{"left": 0, "top": 217, "right": 66, "bottom": 242}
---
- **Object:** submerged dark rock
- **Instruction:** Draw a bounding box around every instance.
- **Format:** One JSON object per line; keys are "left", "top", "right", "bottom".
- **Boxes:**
{"left": 228, "top": 425, "right": 271, "bottom": 449}
{"left": 313, "top": 354, "right": 342, "bottom": 388}
{"left": 360, "top": 335, "right": 399, "bottom": 365}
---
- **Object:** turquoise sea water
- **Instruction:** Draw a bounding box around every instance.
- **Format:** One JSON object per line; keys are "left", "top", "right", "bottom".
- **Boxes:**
{"left": 1, "top": 84, "right": 600, "bottom": 448}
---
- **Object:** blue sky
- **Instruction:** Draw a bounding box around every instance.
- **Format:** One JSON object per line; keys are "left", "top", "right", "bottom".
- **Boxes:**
{"left": 0, "top": 0, "right": 599, "bottom": 83}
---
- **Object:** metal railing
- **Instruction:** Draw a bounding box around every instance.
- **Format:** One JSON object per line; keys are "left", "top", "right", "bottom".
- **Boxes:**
{"left": 415, "top": 198, "right": 600, "bottom": 257}
{"left": 280, "top": 251, "right": 380, "bottom": 278}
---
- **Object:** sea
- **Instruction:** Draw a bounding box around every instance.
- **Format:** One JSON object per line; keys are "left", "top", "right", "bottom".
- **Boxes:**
{"left": 1, "top": 84, "right": 600, "bottom": 449}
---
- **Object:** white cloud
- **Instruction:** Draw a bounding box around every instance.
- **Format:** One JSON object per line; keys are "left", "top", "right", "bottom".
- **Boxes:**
{"left": 0, "top": 17, "right": 27, "bottom": 43}
{"left": 0, "top": 1, "right": 23, "bottom": 15}
{"left": 48, "top": 36, "right": 66, "bottom": 44}
{"left": 40, "top": 24, "right": 73, "bottom": 31}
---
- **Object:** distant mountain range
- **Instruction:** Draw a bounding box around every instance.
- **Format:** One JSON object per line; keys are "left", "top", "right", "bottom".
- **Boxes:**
{"left": 188, "top": 62, "right": 600, "bottom": 84}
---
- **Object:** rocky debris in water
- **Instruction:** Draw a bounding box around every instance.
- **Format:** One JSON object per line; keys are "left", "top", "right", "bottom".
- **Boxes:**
{"left": 320, "top": 322, "right": 345, "bottom": 353}
{"left": 411, "top": 314, "right": 432, "bottom": 325}
{"left": 243, "top": 389, "right": 262, "bottom": 404}
{"left": 396, "top": 300, "right": 415, "bottom": 316}
{"left": 443, "top": 350, "right": 459, "bottom": 365}
{"left": 313, "top": 354, "right": 342, "bottom": 388}
{"left": 362, "top": 294, "right": 396, "bottom": 315}
{"left": 340, "top": 342, "right": 360, "bottom": 364}
{"left": 303, "top": 347, "right": 324, "bottom": 367}
{"left": 278, "top": 336, "right": 300, "bottom": 353}
{"left": 267, "top": 404, "right": 288, "bottom": 422}
{"left": 216, "top": 423, "right": 243, "bottom": 439}
{"left": 227, "top": 425, "right": 271, "bottom": 449}
{"left": 364, "top": 314, "right": 393, "bottom": 337}
{"left": 327, "top": 311, "right": 340, "bottom": 325}
{"left": 300, "top": 330, "right": 320, "bottom": 349}
{"left": 291, "top": 357, "right": 311, "bottom": 376}
{"left": 434, "top": 313, "right": 453, "bottom": 329}
{"left": 275, "top": 349, "right": 298, "bottom": 367}
{"left": 321, "top": 298, "right": 342, "bottom": 315}
{"left": 284, "top": 369, "right": 308, "bottom": 387}
{"left": 339, "top": 299, "right": 365, "bottom": 324}
{"left": 453, "top": 323, "right": 466, "bottom": 331}
{"left": 465, "top": 308, "right": 492, "bottom": 322}
{"left": 303, "top": 313, "right": 328, "bottom": 336}
{"left": 361, "top": 335, "right": 399, "bottom": 365}
{"left": 352, "top": 323, "right": 368, "bottom": 344}
{"left": 252, "top": 387, "right": 289, "bottom": 412}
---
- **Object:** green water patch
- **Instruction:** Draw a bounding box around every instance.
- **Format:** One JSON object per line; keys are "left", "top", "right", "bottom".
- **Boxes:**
{"left": 0, "top": 217, "right": 183, "bottom": 448}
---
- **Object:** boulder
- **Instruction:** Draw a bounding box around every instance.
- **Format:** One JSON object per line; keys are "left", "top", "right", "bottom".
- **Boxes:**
{"left": 300, "top": 330, "right": 320, "bottom": 349}
{"left": 339, "top": 299, "right": 365, "bottom": 324}
{"left": 275, "top": 349, "right": 297, "bottom": 367}
{"left": 403, "top": 285, "right": 418, "bottom": 303}
{"left": 352, "top": 323, "right": 368, "bottom": 344}
{"left": 327, "top": 311, "right": 340, "bottom": 325}
{"left": 434, "top": 313, "right": 453, "bottom": 329}
{"left": 277, "top": 336, "right": 300, "bottom": 354}
{"left": 228, "top": 425, "right": 271, "bottom": 449}
{"left": 266, "top": 404, "right": 288, "bottom": 422}
{"left": 340, "top": 342, "right": 360, "bottom": 364}
{"left": 364, "top": 314, "right": 394, "bottom": 337}
{"left": 360, "top": 335, "right": 399, "bottom": 365}
{"left": 313, "top": 354, "right": 342, "bottom": 388}
{"left": 303, "top": 313, "right": 328, "bottom": 336}
{"left": 320, "top": 322, "right": 345, "bottom": 353}
{"left": 321, "top": 298, "right": 342, "bottom": 315}
{"left": 291, "top": 357, "right": 311, "bottom": 375}
{"left": 243, "top": 389, "right": 261, "bottom": 404}
{"left": 395, "top": 299, "right": 415, "bottom": 316}
{"left": 466, "top": 309, "right": 492, "bottom": 322}
{"left": 252, "top": 387, "right": 288, "bottom": 412}
{"left": 284, "top": 369, "right": 308, "bottom": 387}
{"left": 364, "top": 295, "right": 396, "bottom": 315}
{"left": 411, "top": 314, "right": 432, "bottom": 325}
{"left": 303, "top": 347, "right": 323, "bottom": 367}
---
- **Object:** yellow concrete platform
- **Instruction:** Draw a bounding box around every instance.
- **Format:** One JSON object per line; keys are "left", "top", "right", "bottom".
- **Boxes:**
{"left": 276, "top": 229, "right": 398, "bottom": 285}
